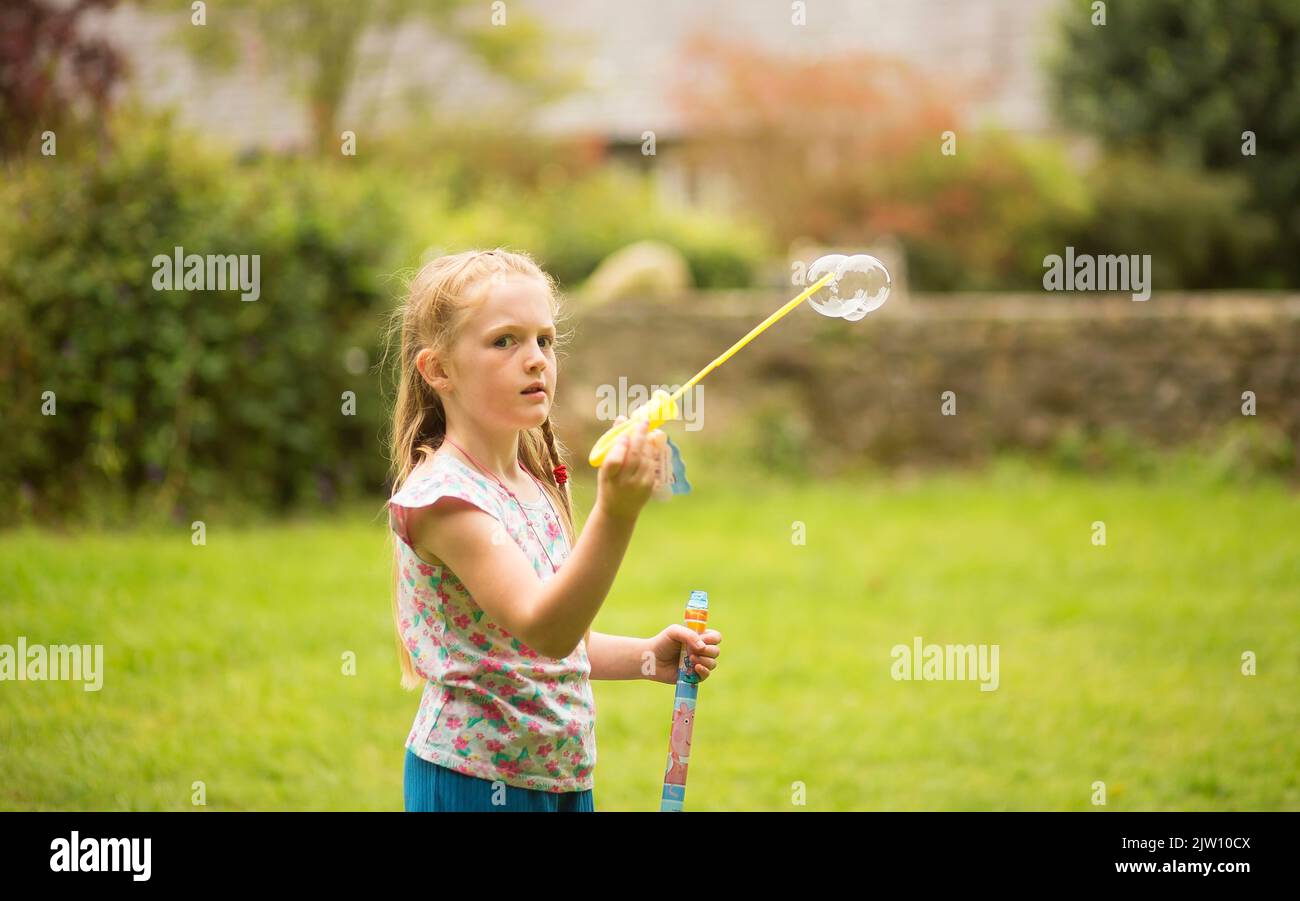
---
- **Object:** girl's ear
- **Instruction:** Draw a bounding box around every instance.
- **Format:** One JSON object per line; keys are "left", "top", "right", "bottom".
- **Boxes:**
{"left": 415, "top": 348, "right": 450, "bottom": 394}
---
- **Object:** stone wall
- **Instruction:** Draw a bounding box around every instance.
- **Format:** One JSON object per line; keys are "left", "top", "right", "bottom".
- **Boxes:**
{"left": 553, "top": 292, "right": 1300, "bottom": 474}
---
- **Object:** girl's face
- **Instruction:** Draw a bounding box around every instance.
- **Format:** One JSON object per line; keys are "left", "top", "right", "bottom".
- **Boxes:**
{"left": 426, "top": 275, "right": 558, "bottom": 432}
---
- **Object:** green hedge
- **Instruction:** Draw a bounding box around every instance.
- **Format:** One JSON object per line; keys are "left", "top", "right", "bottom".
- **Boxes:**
{"left": 0, "top": 117, "right": 402, "bottom": 525}
{"left": 1061, "top": 153, "right": 1275, "bottom": 289}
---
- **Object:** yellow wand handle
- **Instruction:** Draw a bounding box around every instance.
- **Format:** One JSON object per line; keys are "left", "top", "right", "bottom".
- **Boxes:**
{"left": 587, "top": 390, "right": 678, "bottom": 466}
{"left": 587, "top": 271, "right": 835, "bottom": 467}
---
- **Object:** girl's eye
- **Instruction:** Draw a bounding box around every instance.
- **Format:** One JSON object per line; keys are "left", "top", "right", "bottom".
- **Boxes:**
{"left": 495, "top": 335, "right": 554, "bottom": 348}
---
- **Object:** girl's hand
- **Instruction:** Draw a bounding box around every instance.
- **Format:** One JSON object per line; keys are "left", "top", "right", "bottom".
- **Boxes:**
{"left": 646, "top": 624, "right": 722, "bottom": 685}
{"left": 596, "top": 414, "right": 667, "bottom": 523}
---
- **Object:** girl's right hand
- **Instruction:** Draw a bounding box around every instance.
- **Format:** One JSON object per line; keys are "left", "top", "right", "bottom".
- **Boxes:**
{"left": 596, "top": 415, "right": 667, "bottom": 522}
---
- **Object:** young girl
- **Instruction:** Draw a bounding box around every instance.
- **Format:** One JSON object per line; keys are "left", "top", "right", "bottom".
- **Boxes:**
{"left": 386, "top": 248, "right": 722, "bottom": 812}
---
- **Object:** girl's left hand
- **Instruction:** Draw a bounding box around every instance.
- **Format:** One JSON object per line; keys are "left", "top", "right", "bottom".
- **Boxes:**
{"left": 647, "top": 625, "right": 722, "bottom": 685}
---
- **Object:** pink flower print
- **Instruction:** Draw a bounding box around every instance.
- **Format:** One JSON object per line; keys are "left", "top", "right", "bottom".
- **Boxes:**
{"left": 482, "top": 658, "right": 503, "bottom": 674}
{"left": 453, "top": 613, "right": 471, "bottom": 630}
{"left": 417, "top": 563, "right": 434, "bottom": 577}
{"left": 545, "top": 518, "right": 561, "bottom": 542}
{"left": 536, "top": 743, "right": 553, "bottom": 758}
{"left": 526, "top": 719, "right": 542, "bottom": 733}
{"left": 453, "top": 735, "right": 470, "bottom": 753}
{"left": 469, "top": 632, "right": 486, "bottom": 646}
{"left": 485, "top": 739, "right": 505, "bottom": 753}
{"left": 444, "top": 715, "right": 463, "bottom": 730}
{"left": 565, "top": 719, "right": 582, "bottom": 738}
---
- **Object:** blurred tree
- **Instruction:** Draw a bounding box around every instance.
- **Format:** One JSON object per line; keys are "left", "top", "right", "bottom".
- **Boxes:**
{"left": 142, "top": 0, "right": 581, "bottom": 155}
{"left": 672, "top": 35, "right": 961, "bottom": 247}
{"left": 1050, "top": 0, "right": 1300, "bottom": 286}
{"left": 0, "top": 0, "right": 126, "bottom": 160}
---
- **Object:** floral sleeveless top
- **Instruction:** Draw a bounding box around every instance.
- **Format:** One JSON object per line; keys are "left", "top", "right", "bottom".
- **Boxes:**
{"left": 388, "top": 451, "right": 596, "bottom": 793}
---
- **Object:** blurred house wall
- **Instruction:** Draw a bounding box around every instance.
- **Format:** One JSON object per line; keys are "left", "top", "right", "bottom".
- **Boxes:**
{"left": 94, "top": 0, "right": 1062, "bottom": 210}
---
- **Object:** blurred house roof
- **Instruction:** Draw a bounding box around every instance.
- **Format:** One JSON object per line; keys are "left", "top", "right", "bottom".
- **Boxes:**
{"left": 94, "top": 0, "right": 1062, "bottom": 152}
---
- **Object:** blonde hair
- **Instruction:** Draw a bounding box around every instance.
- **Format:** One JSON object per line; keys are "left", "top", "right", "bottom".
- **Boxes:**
{"left": 384, "top": 248, "right": 577, "bottom": 690}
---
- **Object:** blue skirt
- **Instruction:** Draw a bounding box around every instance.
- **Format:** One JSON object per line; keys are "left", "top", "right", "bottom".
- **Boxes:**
{"left": 403, "top": 748, "right": 595, "bottom": 812}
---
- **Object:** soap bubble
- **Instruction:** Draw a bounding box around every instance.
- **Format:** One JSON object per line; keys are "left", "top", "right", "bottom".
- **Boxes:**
{"left": 805, "top": 253, "right": 891, "bottom": 319}
{"left": 836, "top": 254, "right": 891, "bottom": 315}
{"left": 806, "top": 254, "right": 848, "bottom": 317}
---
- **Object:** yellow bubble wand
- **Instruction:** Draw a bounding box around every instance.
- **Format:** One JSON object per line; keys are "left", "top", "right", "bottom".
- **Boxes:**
{"left": 587, "top": 270, "right": 838, "bottom": 466}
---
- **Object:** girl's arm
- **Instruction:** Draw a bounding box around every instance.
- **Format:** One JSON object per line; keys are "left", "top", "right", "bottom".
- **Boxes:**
{"left": 408, "top": 423, "right": 664, "bottom": 660}
{"left": 589, "top": 627, "right": 722, "bottom": 683}
{"left": 410, "top": 500, "right": 639, "bottom": 660}
{"left": 587, "top": 631, "right": 650, "bottom": 680}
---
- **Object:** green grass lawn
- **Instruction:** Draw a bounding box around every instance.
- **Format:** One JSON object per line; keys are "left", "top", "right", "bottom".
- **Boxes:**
{"left": 2, "top": 458, "right": 1297, "bottom": 810}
